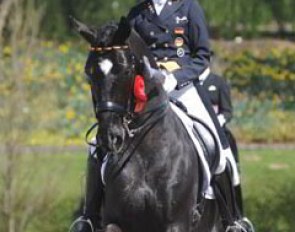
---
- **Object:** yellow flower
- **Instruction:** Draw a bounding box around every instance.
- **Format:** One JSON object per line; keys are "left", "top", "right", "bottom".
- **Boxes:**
{"left": 74, "top": 62, "right": 83, "bottom": 72}
{"left": 58, "top": 44, "right": 69, "bottom": 54}
{"left": 3, "top": 46, "right": 12, "bottom": 56}
{"left": 42, "top": 41, "right": 54, "bottom": 48}
{"left": 82, "top": 83, "right": 90, "bottom": 91}
{"left": 66, "top": 109, "right": 76, "bottom": 120}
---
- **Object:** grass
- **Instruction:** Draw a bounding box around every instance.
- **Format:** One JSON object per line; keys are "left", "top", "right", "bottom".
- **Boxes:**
{"left": 1, "top": 148, "right": 295, "bottom": 231}
{"left": 240, "top": 149, "right": 295, "bottom": 232}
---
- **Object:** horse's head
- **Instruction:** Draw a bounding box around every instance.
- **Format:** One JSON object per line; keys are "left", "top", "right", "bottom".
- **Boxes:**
{"left": 70, "top": 17, "right": 167, "bottom": 153}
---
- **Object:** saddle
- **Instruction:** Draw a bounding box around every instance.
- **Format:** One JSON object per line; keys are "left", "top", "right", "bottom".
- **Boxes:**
{"left": 170, "top": 97, "right": 220, "bottom": 174}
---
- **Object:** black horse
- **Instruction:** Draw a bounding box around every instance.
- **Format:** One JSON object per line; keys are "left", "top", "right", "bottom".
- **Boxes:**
{"left": 70, "top": 18, "right": 223, "bottom": 232}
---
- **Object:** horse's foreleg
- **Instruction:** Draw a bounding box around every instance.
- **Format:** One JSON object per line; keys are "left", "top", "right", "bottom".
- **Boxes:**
{"left": 104, "top": 224, "right": 122, "bottom": 232}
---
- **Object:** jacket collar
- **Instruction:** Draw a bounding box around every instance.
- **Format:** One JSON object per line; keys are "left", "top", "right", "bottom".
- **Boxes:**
{"left": 142, "top": 0, "right": 185, "bottom": 30}
{"left": 158, "top": 0, "right": 185, "bottom": 21}
{"left": 144, "top": 0, "right": 184, "bottom": 21}
{"left": 142, "top": 0, "right": 167, "bottom": 30}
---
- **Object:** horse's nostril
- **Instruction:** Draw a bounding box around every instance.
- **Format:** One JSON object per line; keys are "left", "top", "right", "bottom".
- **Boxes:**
{"left": 112, "top": 134, "right": 122, "bottom": 145}
{"left": 107, "top": 129, "right": 125, "bottom": 153}
{"left": 115, "top": 136, "right": 123, "bottom": 146}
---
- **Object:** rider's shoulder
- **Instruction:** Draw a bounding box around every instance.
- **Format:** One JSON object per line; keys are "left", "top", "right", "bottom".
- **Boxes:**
{"left": 128, "top": 1, "right": 147, "bottom": 18}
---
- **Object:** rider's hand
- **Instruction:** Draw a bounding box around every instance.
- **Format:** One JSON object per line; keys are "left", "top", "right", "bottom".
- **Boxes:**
{"left": 217, "top": 114, "right": 226, "bottom": 127}
{"left": 160, "top": 70, "right": 177, "bottom": 93}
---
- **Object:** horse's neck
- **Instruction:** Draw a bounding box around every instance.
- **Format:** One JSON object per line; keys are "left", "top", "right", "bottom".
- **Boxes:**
{"left": 131, "top": 107, "right": 189, "bottom": 164}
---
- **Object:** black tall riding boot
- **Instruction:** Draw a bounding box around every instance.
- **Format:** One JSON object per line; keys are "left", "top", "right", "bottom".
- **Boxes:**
{"left": 213, "top": 164, "right": 238, "bottom": 228}
{"left": 70, "top": 152, "right": 104, "bottom": 232}
{"left": 213, "top": 162, "right": 254, "bottom": 232}
{"left": 224, "top": 128, "right": 244, "bottom": 216}
{"left": 234, "top": 184, "right": 244, "bottom": 216}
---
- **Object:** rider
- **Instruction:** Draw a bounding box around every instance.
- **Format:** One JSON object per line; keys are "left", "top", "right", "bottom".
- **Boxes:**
{"left": 71, "top": 0, "right": 254, "bottom": 231}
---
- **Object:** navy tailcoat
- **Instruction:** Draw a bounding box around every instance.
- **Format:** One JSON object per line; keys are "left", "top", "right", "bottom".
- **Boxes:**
{"left": 127, "top": 0, "right": 210, "bottom": 89}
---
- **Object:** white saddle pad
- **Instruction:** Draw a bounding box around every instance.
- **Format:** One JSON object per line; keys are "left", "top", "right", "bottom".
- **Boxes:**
{"left": 170, "top": 103, "right": 216, "bottom": 199}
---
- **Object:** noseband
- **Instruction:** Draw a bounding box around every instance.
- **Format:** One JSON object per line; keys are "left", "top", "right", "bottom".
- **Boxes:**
{"left": 95, "top": 101, "right": 128, "bottom": 114}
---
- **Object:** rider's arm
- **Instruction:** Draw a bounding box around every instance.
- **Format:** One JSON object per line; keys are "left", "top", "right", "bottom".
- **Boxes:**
{"left": 172, "top": 0, "right": 210, "bottom": 88}
{"left": 218, "top": 77, "right": 233, "bottom": 126}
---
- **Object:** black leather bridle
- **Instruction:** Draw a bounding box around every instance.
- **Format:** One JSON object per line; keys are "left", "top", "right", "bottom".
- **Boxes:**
{"left": 85, "top": 43, "right": 168, "bottom": 148}
{"left": 95, "top": 101, "right": 129, "bottom": 115}
{"left": 89, "top": 45, "right": 136, "bottom": 116}
{"left": 85, "top": 45, "right": 138, "bottom": 147}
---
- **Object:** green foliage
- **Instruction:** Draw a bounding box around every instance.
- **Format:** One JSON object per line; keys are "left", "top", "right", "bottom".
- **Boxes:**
{"left": 0, "top": 41, "right": 96, "bottom": 145}
{"left": 34, "top": 0, "right": 295, "bottom": 40}
{"left": 224, "top": 49, "right": 295, "bottom": 107}
{"left": 241, "top": 149, "right": 295, "bottom": 231}
{"left": 1, "top": 0, "right": 295, "bottom": 40}
{"left": 230, "top": 97, "right": 295, "bottom": 143}
{"left": 2, "top": 41, "right": 295, "bottom": 144}
{"left": 38, "top": 0, "right": 135, "bottom": 40}
{"left": 222, "top": 49, "right": 295, "bottom": 142}
{"left": 0, "top": 152, "right": 87, "bottom": 232}
{"left": 0, "top": 153, "right": 67, "bottom": 232}
{"left": 200, "top": 0, "right": 269, "bottom": 37}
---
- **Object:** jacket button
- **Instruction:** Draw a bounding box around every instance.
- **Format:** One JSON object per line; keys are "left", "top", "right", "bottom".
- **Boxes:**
{"left": 154, "top": 57, "right": 158, "bottom": 61}
{"left": 163, "top": 57, "right": 168, "bottom": 61}
{"left": 164, "top": 43, "right": 169, "bottom": 47}
{"left": 151, "top": 43, "right": 156, "bottom": 48}
{"left": 165, "top": 29, "right": 169, "bottom": 33}
{"left": 150, "top": 31, "right": 155, "bottom": 36}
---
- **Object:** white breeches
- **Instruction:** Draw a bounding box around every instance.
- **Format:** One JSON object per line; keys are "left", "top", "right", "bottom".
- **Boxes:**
{"left": 169, "top": 84, "right": 240, "bottom": 185}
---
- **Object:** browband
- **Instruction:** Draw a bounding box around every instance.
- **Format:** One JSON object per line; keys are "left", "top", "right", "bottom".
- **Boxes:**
{"left": 90, "top": 45, "right": 129, "bottom": 52}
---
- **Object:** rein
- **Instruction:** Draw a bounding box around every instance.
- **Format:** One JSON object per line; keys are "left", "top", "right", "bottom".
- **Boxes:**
{"left": 106, "top": 104, "right": 169, "bottom": 183}
{"left": 123, "top": 101, "right": 168, "bottom": 137}
{"left": 85, "top": 102, "right": 168, "bottom": 149}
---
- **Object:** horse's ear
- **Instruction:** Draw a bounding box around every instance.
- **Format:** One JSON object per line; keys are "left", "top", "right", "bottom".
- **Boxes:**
{"left": 69, "top": 15, "right": 97, "bottom": 44}
{"left": 126, "top": 28, "right": 158, "bottom": 69}
{"left": 113, "top": 17, "right": 131, "bottom": 45}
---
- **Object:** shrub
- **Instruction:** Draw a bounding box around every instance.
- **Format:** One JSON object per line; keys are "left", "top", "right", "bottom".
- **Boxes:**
{"left": 224, "top": 49, "right": 295, "bottom": 110}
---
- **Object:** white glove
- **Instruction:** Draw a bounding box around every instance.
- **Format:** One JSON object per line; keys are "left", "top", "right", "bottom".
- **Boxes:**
{"left": 217, "top": 114, "right": 226, "bottom": 127}
{"left": 161, "top": 70, "right": 177, "bottom": 93}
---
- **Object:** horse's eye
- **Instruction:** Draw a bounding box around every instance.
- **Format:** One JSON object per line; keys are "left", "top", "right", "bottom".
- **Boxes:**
{"left": 84, "top": 73, "right": 91, "bottom": 84}
{"left": 84, "top": 66, "right": 95, "bottom": 84}
{"left": 85, "top": 66, "right": 93, "bottom": 76}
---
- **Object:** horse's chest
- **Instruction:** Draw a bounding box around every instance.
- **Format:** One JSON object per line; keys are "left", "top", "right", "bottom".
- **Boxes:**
{"left": 107, "top": 173, "right": 161, "bottom": 208}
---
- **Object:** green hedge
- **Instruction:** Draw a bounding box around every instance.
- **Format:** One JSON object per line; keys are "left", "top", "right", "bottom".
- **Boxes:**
{"left": 224, "top": 49, "right": 295, "bottom": 109}
{"left": 1, "top": 42, "right": 295, "bottom": 144}
{"left": 221, "top": 49, "right": 295, "bottom": 142}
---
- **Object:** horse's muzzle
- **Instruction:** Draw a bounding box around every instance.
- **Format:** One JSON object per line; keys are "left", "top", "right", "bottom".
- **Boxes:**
{"left": 101, "top": 125, "right": 125, "bottom": 154}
